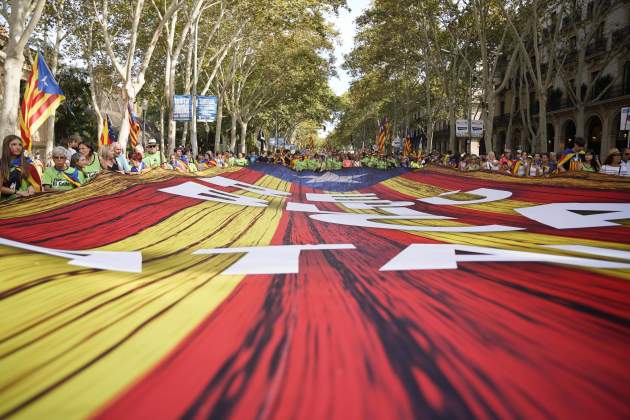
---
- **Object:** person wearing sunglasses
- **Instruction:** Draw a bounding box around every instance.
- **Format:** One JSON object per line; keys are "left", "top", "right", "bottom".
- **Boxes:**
{"left": 141, "top": 138, "right": 165, "bottom": 169}
{"left": 42, "top": 146, "right": 85, "bottom": 191}
{"left": 622, "top": 148, "right": 630, "bottom": 171}
{"left": 599, "top": 148, "right": 629, "bottom": 177}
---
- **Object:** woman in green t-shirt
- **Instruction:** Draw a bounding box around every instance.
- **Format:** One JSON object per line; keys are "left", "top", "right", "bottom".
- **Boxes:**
{"left": 78, "top": 141, "right": 101, "bottom": 180}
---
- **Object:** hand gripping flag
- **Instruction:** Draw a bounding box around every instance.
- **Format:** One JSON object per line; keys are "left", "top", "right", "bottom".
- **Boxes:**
{"left": 128, "top": 103, "right": 141, "bottom": 149}
{"left": 99, "top": 114, "right": 118, "bottom": 146}
{"left": 19, "top": 52, "right": 65, "bottom": 152}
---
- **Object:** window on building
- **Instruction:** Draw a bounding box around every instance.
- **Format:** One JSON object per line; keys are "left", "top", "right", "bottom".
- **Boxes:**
{"left": 595, "top": 23, "right": 604, "bottom": 40}
{"left": 591, "top": 71, "right": 600, "bottom": 83}
{"left": 624, "top": 61, "right": 630, "bottom": 95}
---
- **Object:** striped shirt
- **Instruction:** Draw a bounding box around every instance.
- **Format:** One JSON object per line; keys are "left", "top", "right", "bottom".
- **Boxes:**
{"left": 599, "top": 165, "right": 629, "bottom": 176}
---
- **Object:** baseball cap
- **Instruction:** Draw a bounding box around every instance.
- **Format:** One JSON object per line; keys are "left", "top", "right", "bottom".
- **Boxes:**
{"left": 147, "top": 138, "right": 157, "bottom": 145}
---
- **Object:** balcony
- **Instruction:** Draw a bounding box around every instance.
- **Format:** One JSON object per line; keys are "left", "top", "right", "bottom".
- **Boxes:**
{"left": 493, "top": 114, "right": 510, "bottom": 127}
{"left": 593, "top": 85, "right": 630, "bottom": 101}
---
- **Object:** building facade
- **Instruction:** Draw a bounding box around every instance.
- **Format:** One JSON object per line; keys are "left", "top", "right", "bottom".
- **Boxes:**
{"left": 492, "top": 0, "right": 630, "bottom": 157}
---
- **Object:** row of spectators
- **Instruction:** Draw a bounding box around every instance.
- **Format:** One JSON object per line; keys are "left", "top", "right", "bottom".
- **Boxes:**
{"left": 258, "top": 151, "right": 402, "bottom": 171}
{"left": 257, "top": 137, "right": 629, "bottom": 177}
{"left": 0, "top": 134, "right": 251, "bottom": 200}
{"left": 437, "top": 138, "right": 629, "bottom": 177}
{"left": 2, "top": 133, "right": 628, "bottom": 201}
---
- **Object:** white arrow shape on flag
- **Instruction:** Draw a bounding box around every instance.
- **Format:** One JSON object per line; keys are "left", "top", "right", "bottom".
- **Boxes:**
{"left": 0, "top": 237, "right": 142, "bottom": 273}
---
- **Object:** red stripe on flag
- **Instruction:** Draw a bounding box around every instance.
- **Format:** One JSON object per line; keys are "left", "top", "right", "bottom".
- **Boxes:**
{"left": 402, "top": 170, "right": 630, "bottom": 202}
{"left": 368, "top": 182, "right": 630, "bottom": 243}
{"left": 27, "top": 95, "right": 60, "bottom": 126}
{"left": 0, "top": 170, "right": 266, "bottom": 250}
{"left": 26, "top": 89, "right": 46, "bottom": 109}
{"left": 94, "top": 182, "right": 630, "bottom": 420}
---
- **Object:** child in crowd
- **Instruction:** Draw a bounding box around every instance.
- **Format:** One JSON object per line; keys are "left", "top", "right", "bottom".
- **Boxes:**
{"left": 130, "top": 152, "right": 148, "bottom": 174}
{"left": 70, "top": 152, "right": 89, "bottom": 181}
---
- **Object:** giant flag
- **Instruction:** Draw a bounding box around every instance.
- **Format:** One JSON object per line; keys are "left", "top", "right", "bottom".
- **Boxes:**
{"left": 0, "top": 165, "right": 629, "bottom": 419}
{"left": 19, "top": 52, "right": 65, "bottom": 152}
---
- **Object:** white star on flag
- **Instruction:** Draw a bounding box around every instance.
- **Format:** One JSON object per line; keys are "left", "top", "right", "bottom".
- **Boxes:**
{"left": 300, "top": 172, "right": 367, "bottom": 184}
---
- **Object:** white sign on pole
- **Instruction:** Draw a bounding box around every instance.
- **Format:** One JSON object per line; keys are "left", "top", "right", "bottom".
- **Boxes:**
{"left": 621, "top": 107, "right": 630, "bottom": 131}
{"left": 197, "top": 96, "right": 218, "bottom": 122}
{"left": 470, "top": 120, "right": 484, "bottom": 138}
{"left": 173, "top": 95, "right": 192, "bottom": 121}
{"left": 456, "top": 120, "right": 468, "bottom": 137}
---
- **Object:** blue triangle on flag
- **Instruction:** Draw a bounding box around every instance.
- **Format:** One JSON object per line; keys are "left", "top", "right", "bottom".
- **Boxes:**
{"left": 36, "top": 52, "right": 64, "bottom": 96}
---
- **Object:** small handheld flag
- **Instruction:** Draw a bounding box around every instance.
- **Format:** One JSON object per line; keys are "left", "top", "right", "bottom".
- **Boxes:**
{"left": 19, "top": 52, "right": 65, "bottom": 152}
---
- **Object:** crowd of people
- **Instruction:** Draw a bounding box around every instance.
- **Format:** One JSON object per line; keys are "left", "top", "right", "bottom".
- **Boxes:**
{"left": 0, "top": 134, "right": 252, "bottom": 200}
{"left": 1, "top": 133, "right": 628, "bottom": 201}
{"left": 258, "top": 137, "right": 629, "bottom": 178}
{"left": 424, "top": 138, "right": 629, "bottom": 177}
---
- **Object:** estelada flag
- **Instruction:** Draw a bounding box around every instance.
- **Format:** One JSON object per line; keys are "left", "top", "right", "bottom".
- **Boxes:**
{"left": 19, "top": 52, "right": 65, "bottom": 152}
{"left": 403, "top": 136, "right": 412, "bottom": 156}
{"left": 128, "top": 103, "right": 141, "bottom": 149}
{"left": 99, "top": 114, "right": 118, "bottom": 146}
{"left": 376, "top": 117, "right": 388, "bottom": 152}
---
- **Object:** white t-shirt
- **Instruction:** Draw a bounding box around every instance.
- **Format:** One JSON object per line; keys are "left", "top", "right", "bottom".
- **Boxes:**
{"left": 484, "top": 160, "right": 500, "bottom": 171}
{"left": 599, "top": 165, "right": 629, "bottom": 176}
{"left": 529, "top": 165, "right": 541, "bottom": 177}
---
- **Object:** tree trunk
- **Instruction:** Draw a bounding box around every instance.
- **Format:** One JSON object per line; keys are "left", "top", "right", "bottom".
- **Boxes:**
{"left": 448, "top": 96, "right": 456, "bottom": 153}
{"left": 0, "top": 0, "right": 46, "bottom": 144}
{"left": 181, "top": 122, "right": 189, "bottom": 148}
{"left": 575, "top": 105, "right": 585, "bottom": 139}
{"left": 239, "top": 119, "right": 248, "bottom": 154}
{"left": 118, "top": 91, "right": 132, "bottom": 150}
{"left": 180, "top": 43, "right": 193, "bottom": 148}
{"left": 44, "top": 29, "right": 62, "bottom": 158}
{"left": 214, "top": 93, "right": 223, "bottom": 153}
{"left": 165, "top": 44, "right": 177, "bottom": 156}
{"left": 537, "top": 94, "right": 548, "bottom": 152}
{"left": 425, "top": 73, "right": 433, "bottom": 151}
{"left": 0, "top": 55, "right": 25, "bottom": 143}
{"left": 87, "top": 66, "right": 102, "bottom": 146}
{"left": 230, "top": 113, "right": 237, "bottom": 152}
{"left": 160, "top": 104, "right": 165, "bottom": 159}
{"left": 190, "top": 15, "right": 200, "bottom": 159}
